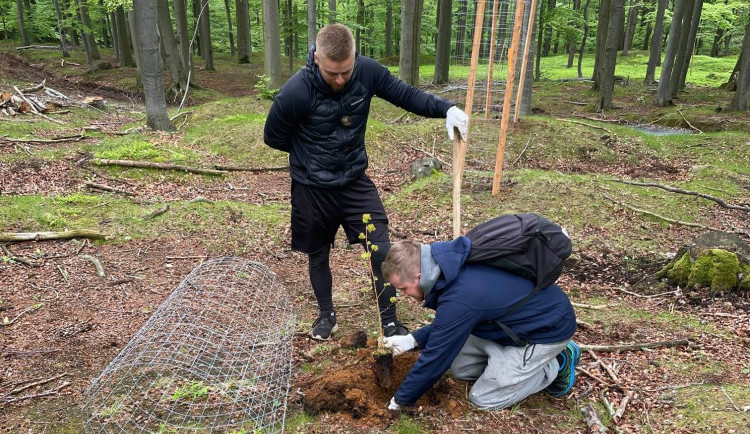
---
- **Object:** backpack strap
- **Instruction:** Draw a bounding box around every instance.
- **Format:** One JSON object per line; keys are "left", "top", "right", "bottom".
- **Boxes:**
{"left": 492, "top": 283, "right": 543, "bottom": 347}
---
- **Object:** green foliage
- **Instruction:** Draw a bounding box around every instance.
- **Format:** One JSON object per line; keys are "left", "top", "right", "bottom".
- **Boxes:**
{"left": 171, "top": 380, "right": 210, "bottom": 401}
{"left": 254, "top": 75, "right": 280, "bottom": 100}
{"left": 95, "top": 140, "right": 162, "bottom": 161}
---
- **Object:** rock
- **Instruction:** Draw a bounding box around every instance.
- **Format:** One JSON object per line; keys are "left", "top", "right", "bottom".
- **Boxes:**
{"left": 410, "top": 157, "right": 442, "bottom": 180}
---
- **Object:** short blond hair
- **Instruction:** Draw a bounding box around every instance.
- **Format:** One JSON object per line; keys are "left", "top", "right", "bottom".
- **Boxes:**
{"left": 382, "top": 240, "right": 421, "bottom": 282}
{"left": 315, "top": 24, "right": 355, "bottom": 62}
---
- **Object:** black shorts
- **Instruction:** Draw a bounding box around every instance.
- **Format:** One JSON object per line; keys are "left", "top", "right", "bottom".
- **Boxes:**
{"left": 290, "top": 174, "right": 390, "bottom": 254}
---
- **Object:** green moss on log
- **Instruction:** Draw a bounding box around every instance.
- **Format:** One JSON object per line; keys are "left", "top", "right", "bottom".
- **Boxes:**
{"left": 661, "top": 248, "right": 743, "bottom": 291}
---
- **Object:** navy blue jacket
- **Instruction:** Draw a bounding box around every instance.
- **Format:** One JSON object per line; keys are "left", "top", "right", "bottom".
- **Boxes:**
{"left": 395, "top": 237, "right": 577, "bottom": 406}
{"left": 264, "top": 47, "right": 454, "bottom": 188}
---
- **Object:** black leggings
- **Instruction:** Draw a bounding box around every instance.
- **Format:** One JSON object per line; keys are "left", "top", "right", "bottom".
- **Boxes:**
{"left": 308, "top": 241, "right": 396, "bottom": 324}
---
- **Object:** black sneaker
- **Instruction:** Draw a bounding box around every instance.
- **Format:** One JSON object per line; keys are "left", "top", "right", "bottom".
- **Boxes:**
{"left": 311, "top": 312, "right": 338, "bottom": 341}
{"left": 383, "top": 321, "right": 409, "bottom": 337}
{"left": 544, "top": 340, "right": 581, "bottom": 397}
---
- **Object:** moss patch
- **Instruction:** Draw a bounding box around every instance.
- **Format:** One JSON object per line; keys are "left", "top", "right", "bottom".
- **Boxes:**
{"left": 660, "top": 249, "right": 743, "bottom": 291}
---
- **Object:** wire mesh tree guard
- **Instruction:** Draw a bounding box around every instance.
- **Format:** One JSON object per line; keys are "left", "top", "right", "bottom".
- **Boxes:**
{"left": 82, "top": 257, "right": 295, "bottom": 433}
{"left": 449, "top": 0, "right": 539, "bottom": 236}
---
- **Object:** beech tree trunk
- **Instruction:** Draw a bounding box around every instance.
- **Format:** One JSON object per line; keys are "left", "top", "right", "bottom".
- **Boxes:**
{"left": 729, "top": 21, "right": 750, "bottom": 111}
{"left": 114, "top": 7, "right": 135, "bottom": 67}
{"left": 578, "top": 0, "right": 592, "bottom": 78}
{"left": 15, "top": 0, "right": 29, "bottom": 46}
{"left": 307, "top": 0, "right": 316, "bottom": 50}
{"left": 110, "top": 11, "right": 119, "bottom": 62}
{"left": 399, "top": 0, "right": 423, "bottom": 85}
{"left": 597, "top": 0, "right": 626, "bottom": 111}
{"left": 133, "top": 0, "right": 175, "bottom": 131}
{"left": 592, "top": 0, "right": 612, "bottom": 90}
{"left": 385, "top": 0, "right": 393, "bottom": 57}
{"left": 173, "top": 0, "right": 192, "bottom": 78}
{"left": 677, "top": 0, "right": 704, "bottom": 92}
{"left": 156, "top": 0, "right": 188, "bottom": 95}
{"left": 262, "top": 0, "right": 283, "bottom": 87}
{"left": 644, "top": 0, "right": 667, "bottom": 84}
{"left": 621, "top": 0, "right": 640, "bottom": 56}
{"left": 328, "top": 0, "right": 336, "bottom": 23}
{"left": 433, "top": 0, "right": 452, "bottom": 84}
{"left": 198, "top": 0, "right": 214, "bottom": 71}
{"left": 77, "top": 0, "right": 100, "bottom": 59}
{"left": 236, "top": 0, "right": 251, "bottom": 63}
{"left": 656, "top": 0, "right": 687, "bottom": 105}
{"left": 52, "top": 0, "right": 70, "bottom": 57}
{"left": 669, "top": 0, "right": 697, "bottom": 98}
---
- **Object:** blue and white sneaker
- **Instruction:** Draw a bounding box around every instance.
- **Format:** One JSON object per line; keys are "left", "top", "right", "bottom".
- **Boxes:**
{"left": 544, "top": 340, "right": 581, "bottom": 397}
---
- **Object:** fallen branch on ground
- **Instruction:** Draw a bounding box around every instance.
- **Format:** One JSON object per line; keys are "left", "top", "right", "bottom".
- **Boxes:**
{"left": 571, "top": 302, "right": 609, "bottom": 310}
{"left": 144, "top": 205, "right": 170, "bottom": 220}
{"left": 0, "top": 245, "right": 36, "bottom": 267}
{"left": 6, "top": 372, "right": 67, "bottom": 396}
{"left": 1, "top": 381, "right": 70, "bottom": 406}
{"left": 1, "top": 304, "right": 42, "bottom": 326}
{"left": 610, "top": 179, "right": 750, "bottom": 212}
{"left": 677, "top": 109, "right": 703, "bottom": 134}
{"left": 580, "top": 339, "right": 692, "bottom": 353}
{"left": 587, "top": 349, "right": 620, "bottom": 384}
{"left": 581, "top": 403, "right": 607, "bottom": 433}
{"left": 604, "top": 195, "right": 720, "bottom": 232}
{"left": 93, "top": 158, "right": 224, "bottom": 176}
{"left": 511, "top": 137, "right": 532, "bottom": 166}
{"left": 84, "top": 181, "right": 136, "bottom": 197}
{"left": 80, "top": 254, "right": 105, "bottom": 277}
{"left": 0, "top": 230, "right": 105, "bottom": 242}
{"left": 213, "top": 164, "right": 288, "bottom": 172}
{"left": 558, "top": 118, "right": 613, "bottom": 133}
{"left": 1, "top": 134, "right": 84, "bottom": 144}
{"left": 615, "top": 390, "right": 635, "bottom": 420}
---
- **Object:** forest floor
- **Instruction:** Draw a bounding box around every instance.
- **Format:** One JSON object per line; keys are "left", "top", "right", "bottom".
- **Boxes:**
{"left": 1, "top": 46, "right": 750, "bottom": 433}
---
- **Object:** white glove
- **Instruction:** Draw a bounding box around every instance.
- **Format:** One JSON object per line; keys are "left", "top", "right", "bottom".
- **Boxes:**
{"left": 383, "top": 334, "right": 417, "bottom": 356}
{"left": 446, "top": 106, "right": 469, "bottom": 141}
{"left": 388, "top": 396, "right": 400, "bottom": 410}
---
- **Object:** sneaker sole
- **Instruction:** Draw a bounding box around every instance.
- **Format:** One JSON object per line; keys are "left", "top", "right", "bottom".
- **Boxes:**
{"left": 311, "top": 324, "right": 338, "bottom": 341}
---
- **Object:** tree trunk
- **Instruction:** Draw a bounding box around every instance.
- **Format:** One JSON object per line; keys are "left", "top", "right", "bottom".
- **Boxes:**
{"left": 567, "top": 0, "right": 581, "bottom": 68}
{"left": 236, "top": 0, "right": 251, "bottom": 63}
{"left": 52, "top": 0, "right": 70, "bottom": 57}
{"left": 621, "top": 0, "right": 640, "bottom": 56}
{"left": 669, "top": 0, "right": 697, "bottom": 98}
{"left": 133, "top": 0, "right": 175, "bottom": 131}
{"left": 221, "top": 0, "right": 235, "bottom": 56}
{"left": 15, "top": 0, "right": 29, "bottom": 46}
{"left": 173, "top": 0, "right": 192, "bottom": 76}
{"left": 656, "top": 0, "right": 687, "bottom": 105}
{"left": 644, "top": 0, "right": 666, "bottom": 83}
{"left": 519, "top": 0, "right": 539, "bottom": 116}
{"left": 356, "top": 0, "right": 364, "bottom": 52}
{"left": 198, "top": 0, "right": 214, "bottom": 71}
{"left": 729, "top": 20, "right": 750, "bottom": 110}
{"left": 542, "top": 0, "right": 555, "bottom": 56}
{"left": 385, "top": 0, "right": 393, "bottom": 57}
{"left": 592, "top": 0, "right": 612, "bottom": 89}
{"left": 578, "top": 0, "right": 592, "bottom": 78}
{"left": 77, "top": 0, "right": 100, "bottom": 59}
{"left": 711, "top": 27, "right": 724, "bottom": 57}
{"left": 328, "top": 0, "right": 336, "bottom": 23}
{"left": 399, "top": 0, "right": 423, "bottom": 85}
{"left": 433, "top": 0, "right": 452, "bottom": 84}
{"left": 115, "top": 6, "right": 135, "bottom": 67}
{"left": 128, "top": 9, "right": 143, "bottom": 87}
{"left": 284, "top": 0, "right": 293, "bottom": 75}
{"left": 156, "top": 0, "right": 188, "bottom": 95}
{"left": 99, "top": 0, "right": 110, "bottom": 48}
{"left": 597, "top": 0, "right": 625, "bottom": 111}
{"left": 677, "top": 0, "right": 703, "bottom": 91}
{"left": 307, "top": 0, "right": 316, "bottom": 50}
{"left": 75, "top": 0, "right": 96, "bottom": 73}
{"left": 535, "top": 0, "right": 544, "bottom": 79}
{"left": 110, "top": 11, "right": 119, "bottom": 62}
{"left": 262, "top": 0, "right": 283, "bottom": 87}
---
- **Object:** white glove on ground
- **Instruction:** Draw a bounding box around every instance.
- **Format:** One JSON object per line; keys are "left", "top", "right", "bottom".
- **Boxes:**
{"left": 388, "top": 396, "right": 400, "bottom": 410}
{"left": 446, "top": 106, "right": 469, "bottom": 141}
{"left": 383, "top": 334, "right": 417, "bottom": 356}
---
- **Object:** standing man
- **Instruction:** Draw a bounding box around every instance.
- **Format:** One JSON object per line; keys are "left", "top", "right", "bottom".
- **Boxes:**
{"left": 381, "top": 239, "right": 579, "bottom": 409}
{"left": 264, "top": 24, "right": 468, "bottom": 341}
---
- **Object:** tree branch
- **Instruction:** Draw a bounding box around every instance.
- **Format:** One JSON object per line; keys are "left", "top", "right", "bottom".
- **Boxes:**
{"left": 610, "top": 179, "right": 750, "bottom": 212}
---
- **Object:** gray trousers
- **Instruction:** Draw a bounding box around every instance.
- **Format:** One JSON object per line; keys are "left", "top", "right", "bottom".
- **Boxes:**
{"left": 450, "top": 335, "right": 570, "bottom": 409}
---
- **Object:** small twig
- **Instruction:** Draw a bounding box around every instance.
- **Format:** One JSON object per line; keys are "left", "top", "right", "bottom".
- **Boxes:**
{"left": 188, "top": 196, "right": 214, "bottom": 204}
{"left": 165, "top": 255, "right": 208, "bottom": 260}
{"left": 1, "top": 381, "right": 70, "bottom": 405}
{"left": 7, "top": 372, "right": 67, "bottom": 396}
{"left": 720, "top": 387, "right": 742, "bottom": 412}
{"left": 614, "top": 390, "right": 634, "bottom": 420}
{"left": 577, "top": 367, "right": 613, "bottom": 388}
{"left": 676, "top": 109, "right": 703, "bottom": 134}
{"left": 616, "top": 286, "right": 681, "bottom": 299}
{"left": 558, "top": 118, "right": 613, "bottom": 133}
{"left": 610, "top": 179, "right": 750, "bottom": 212}
{"left": 580, "top": 339, "right": 692, "bottom": 353}
{"left": 571, "top": 302, "right": 609, "bottom": 310}
{"left": 84, "top": 181, "right": 136, "bottom": 197}
{"left": 144, "top": 204, "right": 170, "bottom": 220}
{"left": 1, "top": 134, "right": 84, "bottom": 144}
{"left": 604, "top": 194, "right": 720, "bottom": 231}
{"left": 587, "top": 349, "right": 620, "bottom": 384}
{"left": 581, "top": 403, "right": 607, "bottom": 434}
{"left": 80, "top": 254, "right": 105, "bottom": 277}
{"left": 564, "top": 100, "right": 589, "bottom": 106}
{"left": 1, "top": 304, "right": 42, "bottom": 326}
{"left": 512, "top": 137, "right": 532, "bottom": 166}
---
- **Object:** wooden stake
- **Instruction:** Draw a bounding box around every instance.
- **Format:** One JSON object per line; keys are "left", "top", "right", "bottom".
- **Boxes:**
{"left": 452, "top": 0, "right": 487, "bottom": 239}
{"left": 514, "top": 0, "right": 539, "bottom": 122}
{"left": 483, "top": 0, "right": 502, "bottom": 120}
{"left": 492, "top": 0, "right": 526, "bottom": 195}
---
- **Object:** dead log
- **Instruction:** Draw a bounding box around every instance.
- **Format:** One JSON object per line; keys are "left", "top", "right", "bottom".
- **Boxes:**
{"left": 92, "top": 158, "right": 224, "bottom": 176}
{"left": 610, "top": 179, "right": 750, "bottom": 212}
{"left": 84, "top": 180, "right": 136, "bottom": 197}
{"left": 213, "top": 164, "right": 289, "bottom": 172}
{"left": 581, "top": 403, "right": 607, "bottom": 433}
{"left": 0, "top": 229, "right": 105, "bottom": 242}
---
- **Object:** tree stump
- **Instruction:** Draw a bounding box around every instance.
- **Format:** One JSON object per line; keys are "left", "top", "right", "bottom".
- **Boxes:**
{"left": 657, "top": 231, "right": 750, "bottom": 291}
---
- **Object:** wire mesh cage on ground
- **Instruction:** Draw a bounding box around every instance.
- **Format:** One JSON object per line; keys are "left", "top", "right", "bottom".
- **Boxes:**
{"left": 82, "top": 257, "right": 295, "bottom": 433}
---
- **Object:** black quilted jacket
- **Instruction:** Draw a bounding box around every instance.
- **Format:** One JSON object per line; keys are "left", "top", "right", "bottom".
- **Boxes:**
{"left": 264, "top": 46, "right": 454, "bottom": 188}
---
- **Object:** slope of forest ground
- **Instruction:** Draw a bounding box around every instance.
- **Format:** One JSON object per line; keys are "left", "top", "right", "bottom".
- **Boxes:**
{"left": 1, "top": 46, "right": 749, "bottom": 433}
